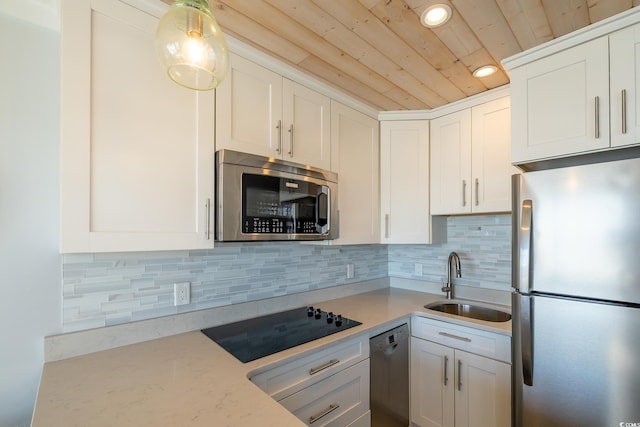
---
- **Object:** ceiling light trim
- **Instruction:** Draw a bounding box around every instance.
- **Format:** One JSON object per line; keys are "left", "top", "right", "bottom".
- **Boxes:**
{"left": 420, "top": 4, "right": 452, "bottom": 28}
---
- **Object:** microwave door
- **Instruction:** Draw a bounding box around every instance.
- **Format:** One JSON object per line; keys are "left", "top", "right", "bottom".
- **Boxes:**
{"left": 316, "top": 185, "right": 330, "bottom": 234}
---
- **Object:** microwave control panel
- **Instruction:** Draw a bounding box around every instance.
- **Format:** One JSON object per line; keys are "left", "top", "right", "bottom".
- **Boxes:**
{"left": 244, "top": 218, "right": 317, "bottom": 234}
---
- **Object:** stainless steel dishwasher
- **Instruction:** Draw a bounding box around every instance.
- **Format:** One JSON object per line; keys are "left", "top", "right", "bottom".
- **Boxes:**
{"left": 369, "top": 323, "right": 409, "bottom": 427}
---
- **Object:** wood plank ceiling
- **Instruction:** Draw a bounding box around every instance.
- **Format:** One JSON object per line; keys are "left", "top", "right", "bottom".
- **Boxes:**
{"left": 165, "top": 0, "right": 639, "bottom": 111}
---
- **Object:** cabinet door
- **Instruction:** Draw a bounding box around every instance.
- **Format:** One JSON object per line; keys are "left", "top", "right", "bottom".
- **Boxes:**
{"left": 410, "top": 337, "right": 455, "bottom": 427}
{"left": 510, "top": 37, "right": 610, "bottom": 163}
{"left": 471, "top": 97, "right": 518, "bottom": 213}
{"left": 380, "top": 121, "right": 431, "bottom": 244}
{"left": 454, "top": 350, "right": 511, "bottom": 427}
{"left": 60, "top": 0, "right": 215, "bottom": 252}
{"left": 330, "top": 102, "right": 380, "bottom": 245}
{"left": 283, "top": 79, "right": 331, "bottom": 170}
{"left": 430, "top": 110, "right": 472, "bottom": 215}
{"left": 610, "top": 23, "right": 640, "bottom": 148}
{"left": 216, "top": 53, "right": 283, "bottom": 158}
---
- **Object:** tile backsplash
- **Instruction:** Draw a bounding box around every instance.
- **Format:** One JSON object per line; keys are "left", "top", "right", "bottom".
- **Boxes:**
{"left": 62, "top": 244, "right": 388, "bottom": 332}
{"left": 62, "top": 215, "right": 511, "bottom": 332}
{"left": 388, "top": 214, "right": 512, "bottom": 290}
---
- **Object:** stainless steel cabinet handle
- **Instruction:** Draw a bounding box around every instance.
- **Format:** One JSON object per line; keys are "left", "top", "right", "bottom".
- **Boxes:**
{"left": 276, "top": 120, "right": 282, "bottom": 154}
{"left": 475, "top": 178, "right": 479, "bottom": 206}
{"left": 458, "top": 360, "right": 462, "bottom": 391}
{"left": 444, "top": 355, "right": 449, "bottom": 386}
{"left": 622, "top": 89, "right": 627, "bottom": 134}
{"left": 309, "top": 403, "right": 339, "bottom": 424}
{"left": 385, "top": 214, "right": 390, "bottom": 239}
{"left": 462, "top": 180, "right": 467, "bottom": 207}
{"left": 205, "top": 198, "right": 211, "bottom": 240}
{"left": 439, "top": 331, "right": 471, "bottom": 342}
{"left": 288, "top": 124, "right": 294, "bottom": 157}
{"left": 309, "top": 358, "right": 339, "bottom": 375}
{"left": 595, "top": 96, "right": 600, "bottom": 139}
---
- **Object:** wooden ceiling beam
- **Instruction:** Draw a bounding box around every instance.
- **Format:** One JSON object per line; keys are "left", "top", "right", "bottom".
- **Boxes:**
{"left": 541, "top": 0, "right": 590, "bottom": 37}
{"left": 496, "top": 0, "right": 554, "bottom": 50}
{"left": 311, "top": 0, "right": 467, "bottom": 103}
{"left": 264, "top": 0, "right": 445, "bottom": 108}
{"left": 214, "top": 0, "right": 413, "bottom": 109}
{"left": 451, "top": 0, "right": 523, "bottom": 63}
{"left": 587, "top": 0, "right": 632, "bottom": 24}
{"left": 364, "top": 0, "right": 488, "bottom": 97}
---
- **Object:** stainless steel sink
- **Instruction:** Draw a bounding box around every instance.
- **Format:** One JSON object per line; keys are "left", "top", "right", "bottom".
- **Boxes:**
{"left": 424, "top": 301, "right": 512, "bottom": 322}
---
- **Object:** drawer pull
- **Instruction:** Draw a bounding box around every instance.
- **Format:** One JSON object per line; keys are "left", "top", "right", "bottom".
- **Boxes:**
{"left": 439, "top": 332, "right": 471, "bottom": 342}
{"left": 309, "top": 358, "right": 340, "bottom": 375}
{"left": 309, "top": 403, "right": 340, "bottom": 424}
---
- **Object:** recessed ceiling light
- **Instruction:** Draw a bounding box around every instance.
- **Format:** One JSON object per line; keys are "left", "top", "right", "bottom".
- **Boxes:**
{"left": 420, "top": 4, "right": 452, "bottom": 28}
{"left": 472, "top": 65, "right": 498, "bottom": 78}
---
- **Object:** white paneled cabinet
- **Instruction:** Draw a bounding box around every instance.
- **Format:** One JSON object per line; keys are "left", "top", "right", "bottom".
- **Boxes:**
{"left": 431, "top": 97, "right": 515, "bottom": 215}
{"left": 380, "top": 121, "right": 443, "bottom": 244}
{"left": 410, "top": 318, "right": 511, "bottom": 427}
{"left": 60, "top": 0, "right": 215, "bottom": 253}
{"left": 510, "top": 21, "right": 640, "bottom": 163}
{"left": 251, "top": 335, "right": 370, "bottom": 427}
{"left": 510, "top": 37, "right": 609, "bottom": 162}
{"left": 330, "top": 101, "right": 380, "bottom": 245}
{"left": 470, "top": 97, "right": 518, "bottom": 213}
{"left": 216, "top": 53, "right": 331, "bottom": 170}
{"left": 610, "top": 23, "right": 640, "bottom": 148}
{"left": 430, "top": 110, "right": 472, "bottom": 215}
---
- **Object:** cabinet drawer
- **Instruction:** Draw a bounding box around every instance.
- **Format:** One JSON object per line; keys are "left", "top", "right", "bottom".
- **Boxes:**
{"left": 279, "top": 359, "right": 370, "bottom": 427}
{"left": 411, "top": 316, "right": 510, "bottom": 363}
{"left": 251, "top": 335, "right": 369, "bottom": 400}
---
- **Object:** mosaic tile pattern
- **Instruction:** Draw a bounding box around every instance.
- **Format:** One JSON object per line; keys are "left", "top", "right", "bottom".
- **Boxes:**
{"left": 62, "top": 244, "right": 388, "bottom": 332}
{"left": 62, "top": 214, "right": 512, "bottom": 332}
{"left": 388, "top": 214, "right": 512, "bottom": 290}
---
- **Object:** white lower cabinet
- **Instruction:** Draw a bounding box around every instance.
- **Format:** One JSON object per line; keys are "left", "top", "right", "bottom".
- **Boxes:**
{"left": 410, "top": 318, "right": 511, "bottom": 427}
{"left": 279, "top": 359, "right": 370, "bottom": 427}
{"left": 250, "top": 335, "right": 370, "bottom": 426}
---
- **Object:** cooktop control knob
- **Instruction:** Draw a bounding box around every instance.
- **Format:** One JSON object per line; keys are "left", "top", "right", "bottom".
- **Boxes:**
{"left": 307, "top": 306, "right": 314, "bottom": 317}
{"left": 335, "top": 314, "right": 343, "bottom": 327}
{"left": 326, "top": 312, "right": 334, "bottom": 324}
{"left": 314, "top": 308, "right": 322, "bottom": 319}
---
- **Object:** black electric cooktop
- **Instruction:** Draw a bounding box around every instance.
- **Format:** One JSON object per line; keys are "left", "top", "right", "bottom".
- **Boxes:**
{"left": 201, "top": 306, "right": 361, "bottom": 363}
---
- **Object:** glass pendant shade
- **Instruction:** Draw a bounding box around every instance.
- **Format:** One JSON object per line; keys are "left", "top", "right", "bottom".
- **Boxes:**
{"left": 155, "top": 0, "right": 229, "bottom": 91}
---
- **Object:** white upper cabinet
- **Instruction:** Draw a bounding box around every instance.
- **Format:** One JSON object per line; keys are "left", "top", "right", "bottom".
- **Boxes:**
{"left": 60, "top": 0, "right": 215, "bottom": 253}
{"left": 510, "top": 37, "right": 609, "bottom": 163}
{"left": 216, "top": 53, "right": 331, "bottom": 170}
{"left": 430, "top": 110, "right": 472, "bottom": 215}
{"left": 330, "top": 101, "right": 380, "bottom": 245}
{"left": 470, "top": 97, "right": 518, "bottom": 213}
{"left": 509, "top": 18, "right": 640, "bottom": 164}
{"left": 610, "top": 23, "right": 640, "bottom": 148}
{"left": 215, "top": 53, "right": 282, "bottom": 159}
{"left": 380, "top": 120, "right": 444, "bottom": 244}
{"left": 431, "top": 97, "right": 516, "bottom": 215}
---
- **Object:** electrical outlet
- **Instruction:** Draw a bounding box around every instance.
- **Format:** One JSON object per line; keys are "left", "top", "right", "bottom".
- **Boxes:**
{"left": 414, "top": 263, "right": 423, "bottom": 276}
{"left": 346, "top": 263, "right": 355, "bottom": 279}
{"left": 174, "top": 282, "right": 190, "bottom": 306}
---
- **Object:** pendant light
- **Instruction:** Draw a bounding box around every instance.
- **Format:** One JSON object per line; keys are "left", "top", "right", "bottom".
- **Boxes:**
{"left": 155, "top": 0, "right": 229, "bottom": 91}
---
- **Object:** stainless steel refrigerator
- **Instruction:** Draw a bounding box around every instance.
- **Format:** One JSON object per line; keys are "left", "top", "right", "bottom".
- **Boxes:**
{"left": 512, "top": 157, "right": 640, "bottom": 427}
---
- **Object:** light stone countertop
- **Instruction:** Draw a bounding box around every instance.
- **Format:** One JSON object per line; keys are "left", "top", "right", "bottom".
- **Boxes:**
{"left": 32, "top": 288, "right": 511, "bottom": 427}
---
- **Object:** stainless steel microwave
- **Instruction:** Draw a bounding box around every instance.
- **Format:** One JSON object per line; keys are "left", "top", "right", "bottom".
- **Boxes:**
{"left": 215, "top": 150, "right": 338, "bottom": 241}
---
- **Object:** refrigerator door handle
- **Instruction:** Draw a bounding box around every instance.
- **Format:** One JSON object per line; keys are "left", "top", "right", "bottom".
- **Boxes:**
{"left": 519, "top": 199, "right": 533, "bottom": 294}
{"left": 521, "top": 295, "right": 534, "bottom": 386}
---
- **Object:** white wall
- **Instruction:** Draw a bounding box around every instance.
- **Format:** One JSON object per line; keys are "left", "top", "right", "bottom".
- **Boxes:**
{"left": 0, "top": 3, "right": 62, "bottom": 426}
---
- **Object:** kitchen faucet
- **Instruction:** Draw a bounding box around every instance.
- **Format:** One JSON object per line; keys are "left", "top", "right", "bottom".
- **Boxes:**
{"left": 442, "top": 252, "right": 461, "bottom": 299}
